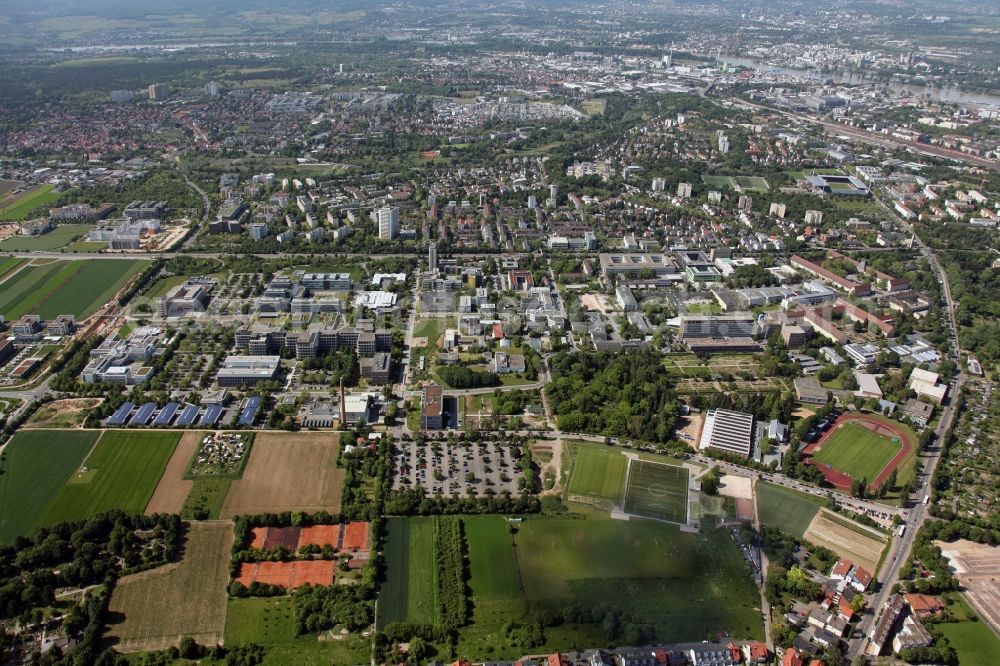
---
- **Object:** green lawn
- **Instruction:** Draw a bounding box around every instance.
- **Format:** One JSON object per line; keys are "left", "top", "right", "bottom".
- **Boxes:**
{"left": 180, "top": 478, "right": 232, "bottom": 520}
{"left": 225, "top": 597, "right": 371, "bottom": 666}
{"left": 0, "top": 259, "right": 147, "bottom": 320}
{"left": 0, "top": 224, "right": 91, "bottom": 251}
{"left": 811, "top": 421, "right": 902, "bottom": 483}
{"left": 413, "top": 318, "right": 445, "bottom": 341}
{"left": 937, "top": 619, "right": 1000, "bottom": 665}
{"left": 0, "top": 430, "right": 99, "bottom": 544}
{"left": 0, "top": 184, "right": 63, "bottom": 220}
{"left": 514, "top": 516, "right": 763, "bottom": 642}
{"left": 40, "top": 431, "right": 180, "bottom": 525}
{"left": 756, "top": 481, "right": 821, "bottom": 538}
{"left": 377, "top": 517, "right": 438, "bottom": 627}
{"left": 463, "top": 516, "right": 521, "bottom": 601}
{"left": 566, "top": 443, "right": 627, "bottom": 505}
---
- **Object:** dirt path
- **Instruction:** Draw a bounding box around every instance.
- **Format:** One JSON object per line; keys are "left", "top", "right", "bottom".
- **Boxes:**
{"left": 533, "top": 439, "right": 564, "bottom": 496}
{"left": 145, "top": 432, "right": 203, "bottom": 515}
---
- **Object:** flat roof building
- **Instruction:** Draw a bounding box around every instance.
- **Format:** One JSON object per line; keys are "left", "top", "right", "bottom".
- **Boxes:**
{"left": 216, "top": 355, "right": 280, "bottom": 387}
{"left": 699, "top": 409, "right": 755, "bottom": 458}
{"left": 421, "top": 383, "right": 444, "bottom": 430}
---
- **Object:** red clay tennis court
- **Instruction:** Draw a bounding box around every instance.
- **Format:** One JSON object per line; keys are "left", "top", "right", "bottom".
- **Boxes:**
{"left": 236, "top": 561, "right": 336, "bottom": 589}
{"left": 299, "top": 524, "right": 342, "bottom": 548}
{"left": 263, "top": 526, "right": 301, "bottom": 550}
{"left": 342, "top": 521, "right": 370, "bottom": 550}
{"left": 248, "top": 527, "right": 267, "bottom": 549}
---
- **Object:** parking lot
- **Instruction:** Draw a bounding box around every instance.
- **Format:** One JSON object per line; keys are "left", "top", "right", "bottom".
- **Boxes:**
{"left": 391, "top": 438, "right": 524, "bottom": 497}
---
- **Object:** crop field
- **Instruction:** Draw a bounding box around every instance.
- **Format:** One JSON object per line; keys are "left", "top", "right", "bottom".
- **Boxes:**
{"left": 0, "top": 224, "right": 91, "bottom": 251}
{"left": 803, "top": 509, "right": 887, "bottom": 574}
{"left": 755, "top": 482, "right": 821, "bottom": 538}
{"left": 623, "top": 459, "right": 689, "bottom": 524}
{"left": 220, "top": 432, "right": 344, "bottom": 517}
{"left": 513, "top": 517, "right": 763, "bottom": 642}
{"left": 105, "top": 521, "right": 233, "bottom": 652}
{"left": 41, "top": 431, "right": 180, "bottom": 526}
{"left": 377, "top": 517, "right": 438, "bottom": 628}
{"left": 0, "top": 430, "right": 98, "bottom": 544}
{"left": 144, "top": 431, "right": 203, "bottom": 515}
{"left": 810, "top": 421, "right": 901, "bottom": 483}
{"left": 565, "top": 443, "right": 627, "bottom": 507}
{"left": 0, "top": 257, "right": 24, "bottom": 278}
{"left": 0, "top": 183, "right": 62, "bottom": 220}
{"left": 226, "top": 597, "right": 371, "bottom": 666}
{"left": 0, "top": 258, "right": 147, "bottom": 320}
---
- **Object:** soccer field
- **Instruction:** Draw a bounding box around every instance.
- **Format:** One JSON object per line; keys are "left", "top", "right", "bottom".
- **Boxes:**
{"left": 566, "top": 444, "right": 627, "bottom": 506}
{"left": 811, "top": 421, "right": 901, "bottom": 482}
{"left": 623, "top": 459, "right": 689, "bottom": 524}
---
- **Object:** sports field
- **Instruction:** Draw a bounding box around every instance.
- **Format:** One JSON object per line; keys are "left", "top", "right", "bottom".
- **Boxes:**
{"left": 377, "top": 517, "right": 438, "bottom": 627}
{"left": 566, "top": 444, "right": 627, "bottom": 507}
{"left": 756, "top": 481, "right": 821, "bottom": 538}
{"left": 810, "top": 421, "right": 901, "bottom": 483}
{"left": 514, "top": 517, "right": 763, "bottom": 641}
{"left": 41, "top": 431, "right": 181, "bottom": 525}
{"left": 219, "top": 432, "right": 344, "bottom": 517}
{"left": 106, "top": 521, "right": 233, "bottom": 652}
{"left": 701, "top": 175, "right": 770, "bottom": 192}
{"left": 623, "top": 459, "right": 689, "bottom": 524}
{"left": 0, "top": 258, "right": 147, "bottom": 320}
{"left": 0, "top": 183, "right": 62, "bottom": 220}
{"left": 0, "top": 224, "right": 91, "bottom": 251}
{"left": 0, "top": 430, "right": 99, "bottom": 544}
{"left": 226, "top": 597, "right": 372, "bottom": 666}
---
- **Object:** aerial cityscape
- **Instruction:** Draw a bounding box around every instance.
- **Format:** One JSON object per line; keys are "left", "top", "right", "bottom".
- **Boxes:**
{"left": 0, "top": 0, "right": 998, "bottom": 664}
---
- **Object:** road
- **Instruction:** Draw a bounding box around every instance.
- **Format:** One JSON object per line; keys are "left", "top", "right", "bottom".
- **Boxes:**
{"left": 846, "top": 199, "right": 966, "bottom": 659}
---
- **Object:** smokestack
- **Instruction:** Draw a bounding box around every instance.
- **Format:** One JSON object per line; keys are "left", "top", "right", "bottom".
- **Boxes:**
{"left": 339, "top": 379, "right": 346, "bottom": 426}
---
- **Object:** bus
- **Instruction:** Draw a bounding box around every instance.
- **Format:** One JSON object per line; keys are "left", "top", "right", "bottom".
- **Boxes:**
{"left": 898, "top": 525, "right": 907, "bottom": 537}
{"left": 923, "top": 495, "right": 930, "bottom": 505}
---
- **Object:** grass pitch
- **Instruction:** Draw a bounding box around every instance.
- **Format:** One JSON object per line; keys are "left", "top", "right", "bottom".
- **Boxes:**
{"left": 0, "top": 430, "right": 98, "bottom": 544}
{"left": 41, "top": 431, "right": 180, "bottom": 525}
{"left": 566, "top": 444, "right": 627, "bottom": 506}
{"left": 623, "top": 459, "right": 689, "bottom": 524}
{"left": 377, "top": 517, "right": 438, "bottom": 628}
{"left": 756, "top": 481, "right": 821, "bottom": 538}
{"left": 811, "top": 421, "right": 902, "bottom": 483}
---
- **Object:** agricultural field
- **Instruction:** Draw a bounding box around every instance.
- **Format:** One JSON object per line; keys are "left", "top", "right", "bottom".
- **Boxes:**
{"left": 622, "top": 459, "right": 690, "bottom": 524}
{"left": 565, "top": 443, "right": 627, "bottom": 507}
{"left": 803, "top": 509, "right": 887, "bottom": 574}
{"left": 0, "top": 430, "right": 99, "bottom": 544}
{"left": 0, "top": 258, "right": 147, "bottom": 320}
{"left": 144, "top": 431, "right": 203, "bottom": 515}
{"left": 464, "top": 516, "right": 521, "bottom": 602}
{"left": 105, "top": 521, "right": 233, "bottom": 652}
{"left": 755, "top": 482, "right": 822, "bottom": 539}
{"left": 0, "top": 183, "right": 63, "bottom": 220}
{"left": 225, "top": 597, "right": 372, "bottom": 666}
{"left": 810, "top": 420, "right": 902, "bottom": 483}
{"left": 0, "top": 223, "right": 91, "bottom": 251}
{"left": 220, "top": 432, "right": 344, "bottom": 518}
{"left": 40, "top": 430, "right": 181, "bottom": 526}
{"left": 0, "top": 256, "right": 24, "bottom": 278}
{"left": 377, "top": 517, "right": 438, "bottom": 627}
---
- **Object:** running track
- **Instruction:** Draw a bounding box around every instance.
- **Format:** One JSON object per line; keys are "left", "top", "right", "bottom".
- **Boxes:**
{"left": 801, "top": 413, "right": 914, "bottom": 491}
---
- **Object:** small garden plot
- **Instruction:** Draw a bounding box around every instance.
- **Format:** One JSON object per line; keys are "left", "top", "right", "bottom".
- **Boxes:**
{"left": 188, "top": 432, "right": 253, "bottom": 477}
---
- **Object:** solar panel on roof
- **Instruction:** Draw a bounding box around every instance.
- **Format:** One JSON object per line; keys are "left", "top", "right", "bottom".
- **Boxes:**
{"left": 107, "top": 401, "right": 134, "bottom": 426}
{"left": 238, "top": 397, "right": 261, "bottom": 426}
{"left": 200, "top": 404, "right": 222, "bottom": 426}
{"left": 153, "top": 402, "right": 179, "bottom": 426}
{"left": 176, "top": 404, "right": 199, "bottom": 427}
{"left": 129, "top": 402, "right": 156, "bottom": 426}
